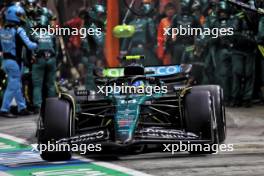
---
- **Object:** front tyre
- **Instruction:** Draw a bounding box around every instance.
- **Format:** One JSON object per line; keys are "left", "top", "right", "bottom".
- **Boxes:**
{"left": 192, "top": 85, "right": 226, "bottom": 143}
{"left": 184, "top": 90, "right": 219, "bottom": 154}
{"left": 39, "top": 98, "right": 73, "bottom": 161}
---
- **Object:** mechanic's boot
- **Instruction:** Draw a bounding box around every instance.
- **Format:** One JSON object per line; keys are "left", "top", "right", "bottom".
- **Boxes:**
{"left": 17, "top": 109, "right": 34, "bottom": 116}
{"left": 0, "top": 111, "right": 17, "bottom": 118}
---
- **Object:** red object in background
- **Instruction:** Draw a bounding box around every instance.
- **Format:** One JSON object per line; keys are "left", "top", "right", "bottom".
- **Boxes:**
{"left": 105, "top": 0, "right": 120, "bottom": 67}
{"left": 200, "top": 15, "right": 206, "bottom": 26}
{"left": 64, "top": 17, "right": 84, "bottom": 49}
{"left": 157, "top": 17, "right": 172, "bottom": 65}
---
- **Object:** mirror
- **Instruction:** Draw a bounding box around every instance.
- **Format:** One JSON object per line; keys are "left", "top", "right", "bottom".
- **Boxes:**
{"left": 113, "top": 25, "right": 135, "bottom": 38}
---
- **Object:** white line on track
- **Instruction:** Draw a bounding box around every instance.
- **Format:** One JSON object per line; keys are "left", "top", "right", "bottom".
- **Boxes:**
{"left": 0, "top": 133, "right": 28, "bottom": 144}
{"left": 0, "top": 133, "right": 153, "bottom": 176}
{"left": 0, "top": 171, "right": 12, "bottom": 176}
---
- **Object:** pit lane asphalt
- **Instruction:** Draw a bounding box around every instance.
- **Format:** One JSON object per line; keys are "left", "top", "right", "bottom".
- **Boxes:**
{"left": 0, "top": 106, "right": 263, "bottom": 176}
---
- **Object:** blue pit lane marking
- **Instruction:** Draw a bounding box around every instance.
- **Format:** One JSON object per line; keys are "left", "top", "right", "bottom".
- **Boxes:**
{"left": 0, "top": 150, "right": 86, "bottom": 171}
{"left": 0, "top": 166, "right": 6, "bottom": 170}
{"left": 0, "top": 134, "right": 88, "bottom": 171}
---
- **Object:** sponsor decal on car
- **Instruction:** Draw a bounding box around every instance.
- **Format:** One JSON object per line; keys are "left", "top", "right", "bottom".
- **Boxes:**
{"left": 103, "top": 65, "right": 182, "bottom": 77}
{"left": 103, "top": 68, "right": 124, "bottom": 77}
{"left": 138, "top": 128, "right": 199, "bottom": 140}
{"left": 56, "top": 130, "right": 107, "bottom": 144}
{"left": 118, "top": 120, "right": 132, "bottom": 128}
{"left": 145, "top": 65, "right": 182, "bottom": 76}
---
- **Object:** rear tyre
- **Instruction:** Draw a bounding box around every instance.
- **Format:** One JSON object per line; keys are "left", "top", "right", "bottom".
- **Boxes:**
{"left": 39, "top": 98, "right": 72, "bottom": 161}
{"left": 184, "top": 90, "right": 218, "bottom": 154}
{"left": 192, "top": 85, "right": 226, "bottom": 143}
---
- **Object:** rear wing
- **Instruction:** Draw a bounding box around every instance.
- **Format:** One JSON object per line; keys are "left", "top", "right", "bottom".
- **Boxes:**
{"left": 102, "top": 65, "right": 189, "bottom": 78}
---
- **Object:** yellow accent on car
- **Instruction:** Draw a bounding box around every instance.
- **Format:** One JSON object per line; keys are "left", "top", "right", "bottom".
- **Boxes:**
{"left": 125, "top": 55, "right": 145, "bottom": 60}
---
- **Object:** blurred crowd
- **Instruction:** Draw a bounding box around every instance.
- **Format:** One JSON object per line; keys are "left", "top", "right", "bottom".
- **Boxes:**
{"left": 119, "top": 0, "right": 264, "bottom": 108}
{"left": 0, "top": 0, "right": 264, "bottom": 118}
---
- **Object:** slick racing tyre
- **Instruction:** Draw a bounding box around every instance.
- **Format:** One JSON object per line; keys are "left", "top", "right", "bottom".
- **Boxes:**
{"left": 184, "top": 90, "right": 219, "bottom": 154}
{"left": 39, "top": 98, "right": 73, "bottom": 161}
{"left": 192, "top": 85, "right": 226, "bottom": 143}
